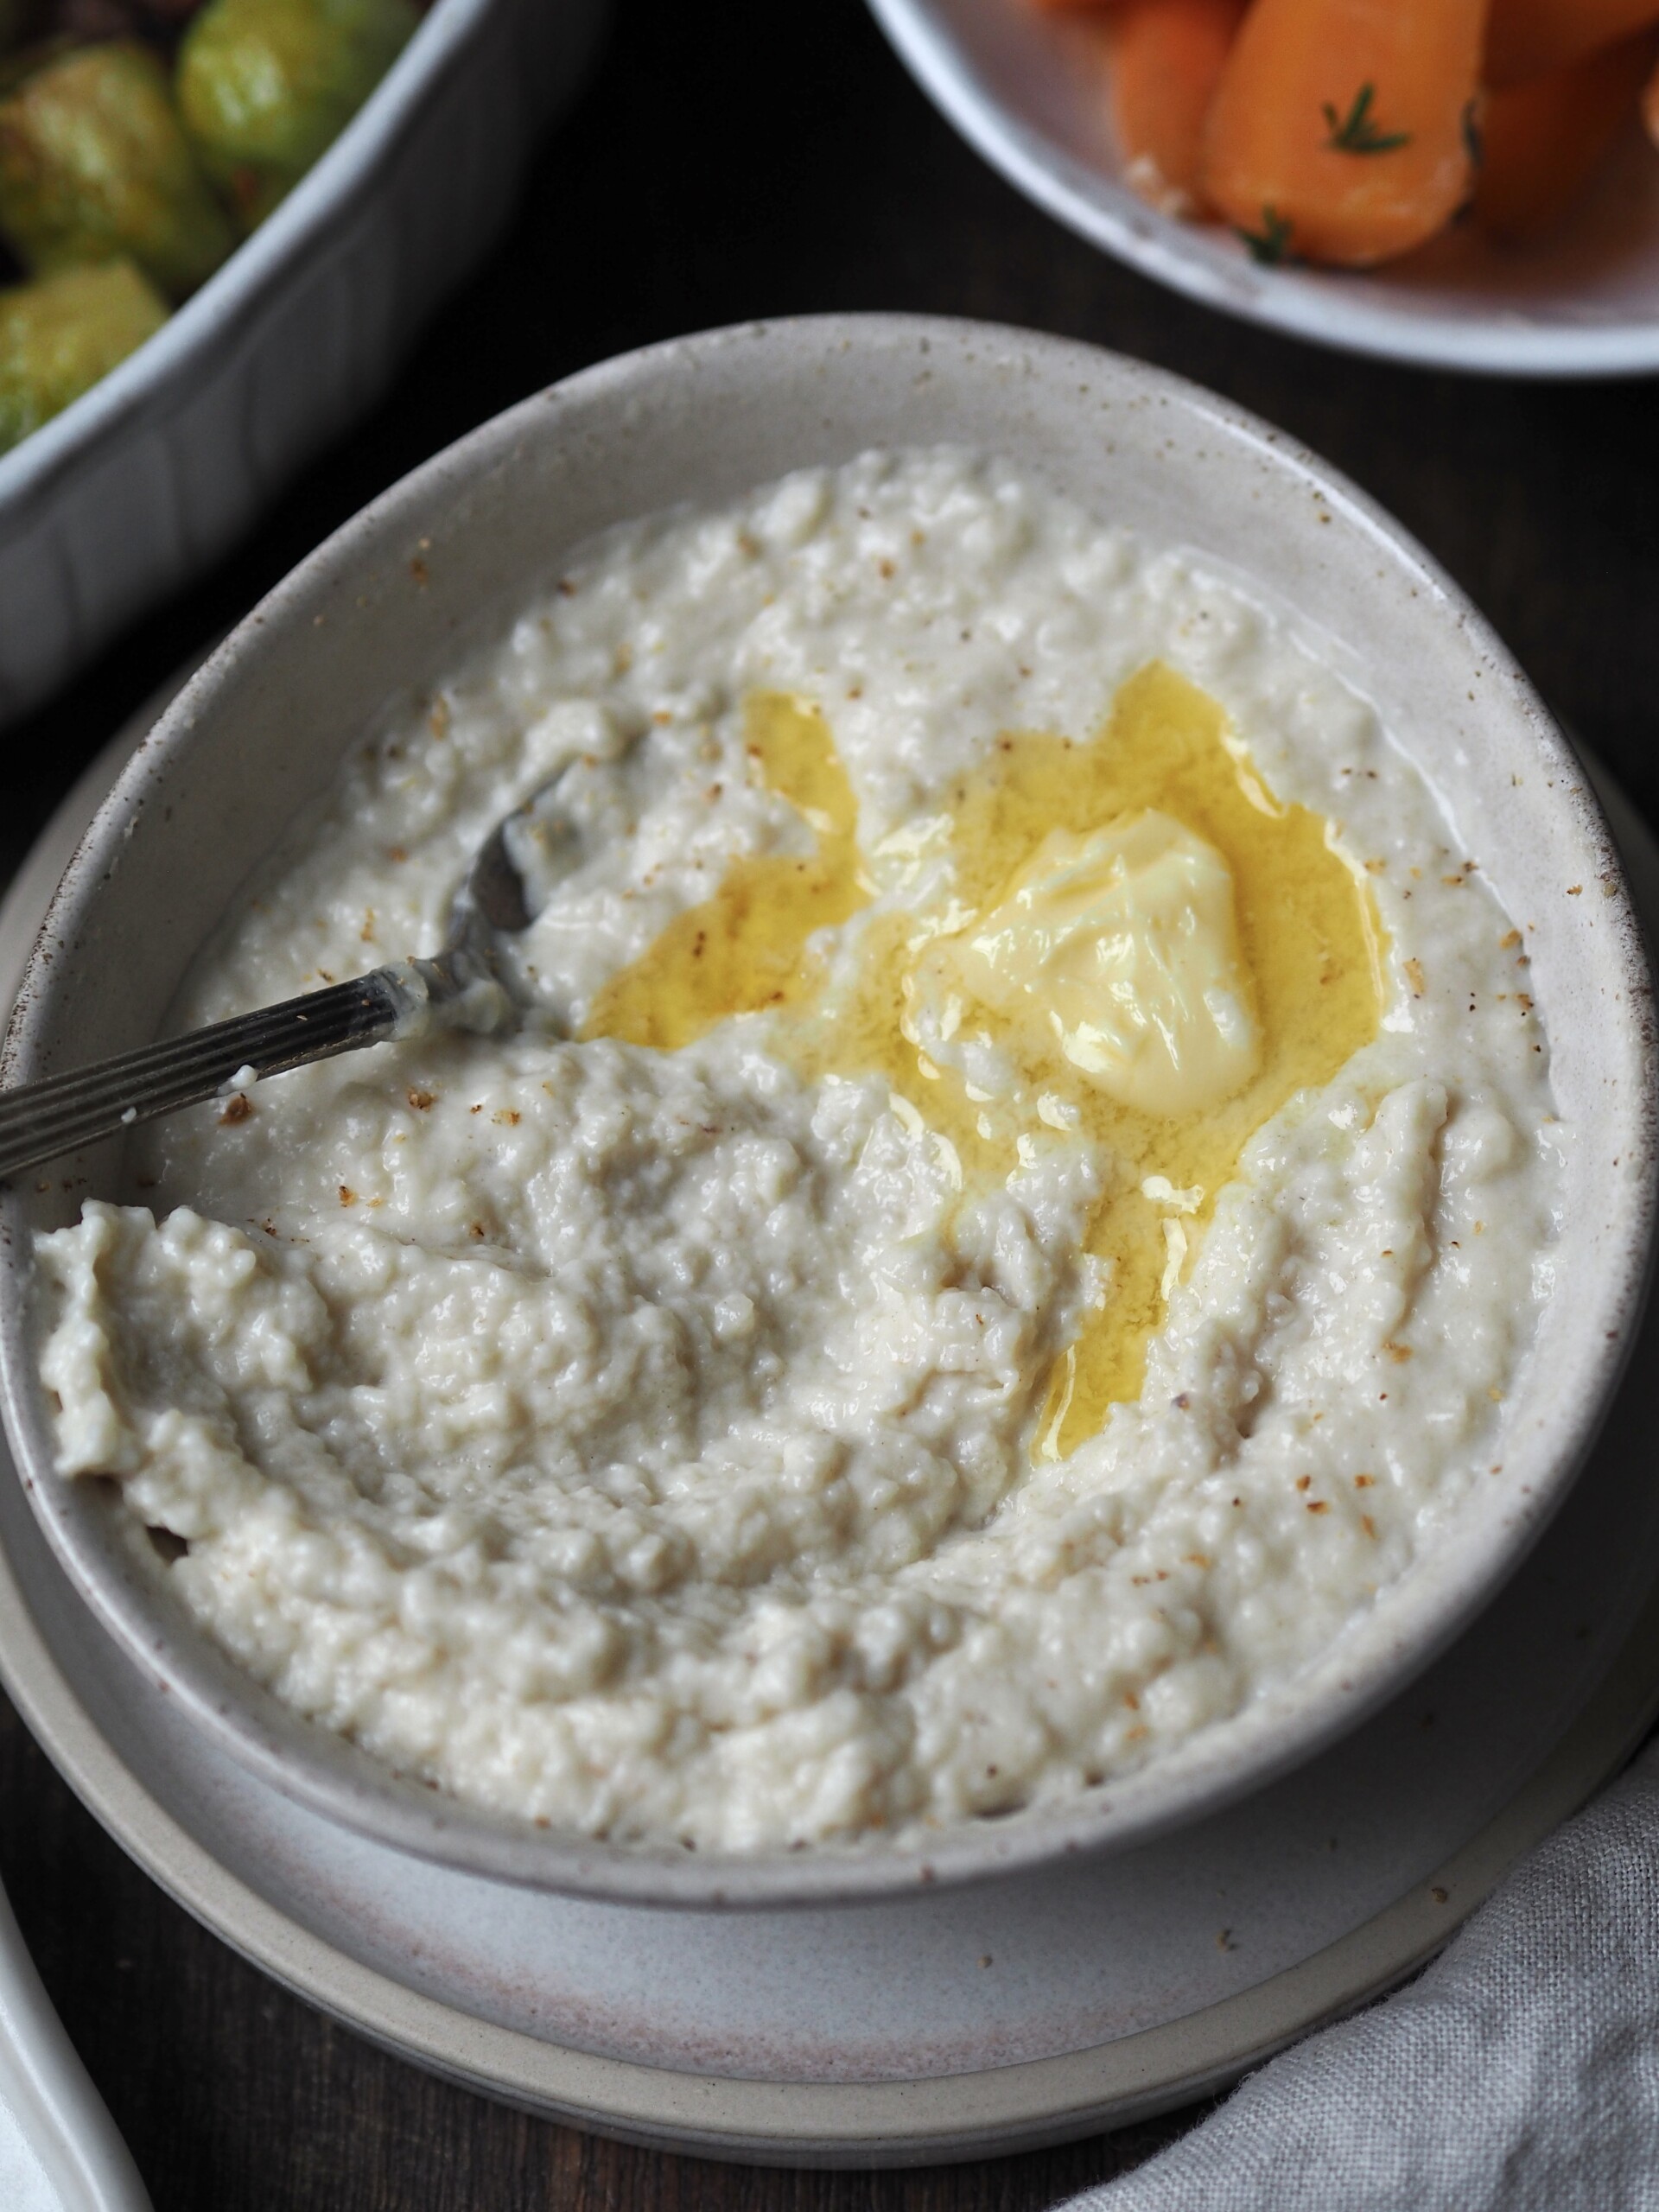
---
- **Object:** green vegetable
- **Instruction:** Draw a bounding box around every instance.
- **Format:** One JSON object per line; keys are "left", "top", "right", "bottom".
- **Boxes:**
{"left": 178, "top": 0, "right": 416, "bottom": 227}
{"left": 1237, "top": 205, "right": 1296, "bottom": 264}
{"left": 0, "top": 37, "right": 69, "bottom": 104}
{"left": 0, "top": 257, "right": 168, "bottom": 452}
{"left": 0, "top": 42, "right": 232, "bottom": 297}
{"left": 1321, "top": 83, "right": 1413, "bottom": 156}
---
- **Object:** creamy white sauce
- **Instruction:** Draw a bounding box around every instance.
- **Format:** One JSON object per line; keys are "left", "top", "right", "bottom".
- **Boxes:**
{"left": 34, "top": 450, "right": 1563, "bottom": 1853}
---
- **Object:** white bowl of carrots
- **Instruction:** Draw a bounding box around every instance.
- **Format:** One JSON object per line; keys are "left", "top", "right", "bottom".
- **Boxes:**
{"left": 868, "top": 0, "right": 1659, "bottom": 375}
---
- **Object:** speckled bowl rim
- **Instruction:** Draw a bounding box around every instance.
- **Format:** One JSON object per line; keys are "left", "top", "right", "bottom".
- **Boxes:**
{"left": 1, "top": 314, "right": 1654, "bottom": 1909}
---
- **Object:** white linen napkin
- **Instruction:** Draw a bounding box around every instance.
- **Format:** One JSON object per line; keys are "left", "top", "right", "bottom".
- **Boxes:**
{"left": 0, "top": 1876, "right": 151, "bottom": 2212}
{"left": 1068, "top": 1736, "right": 1659, "bottom": 2212}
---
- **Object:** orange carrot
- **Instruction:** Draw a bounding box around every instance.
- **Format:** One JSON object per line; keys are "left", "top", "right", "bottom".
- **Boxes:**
{"left": 1201, "top": 0, "right": 1488, "bottom": 269}
{"left": 1486, "top": 0, "right": 1659, "bottom": 90}
{"left": 1107, "top": 0, "right": 1247, "bottom": 216}
{"left": 1477, "top": 31, "right": 1657, "bottom": 239}
{"left": 1643, "top": 46, "right": 1659, "bottom": 141}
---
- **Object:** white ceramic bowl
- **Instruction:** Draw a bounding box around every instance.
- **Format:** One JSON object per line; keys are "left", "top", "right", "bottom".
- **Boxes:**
{"left": 868, "top": 0, "right": 1659, "bottom": 376}
{"left": 0, "top": 0, "right": 607, "bottom": 728}
{"left": 0, "top": 315, "right": 1652, "bottom": 1908}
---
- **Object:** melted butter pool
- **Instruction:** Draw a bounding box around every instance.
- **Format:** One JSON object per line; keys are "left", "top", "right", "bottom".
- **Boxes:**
{"left": 584, "top": 663, "right": 1384, "bottom": 1457}
{"left": 582, "top": 690, "right": 870, "bottom": 1047}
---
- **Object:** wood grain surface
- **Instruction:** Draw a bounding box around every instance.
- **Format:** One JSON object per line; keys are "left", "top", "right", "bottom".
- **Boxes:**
{"left": 3, "top": 0, "right": 1657, "bottom": 2202}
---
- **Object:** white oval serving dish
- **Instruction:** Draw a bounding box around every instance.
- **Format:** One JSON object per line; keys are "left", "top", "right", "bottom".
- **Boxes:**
{"left": 0, "top": 0, "right": 607, "bottom": 728}
{"left": 868, "top": 0, "right": 1659, "bottom": 377}
{"left": 0, "top": 314, "right": 1652, "bottom": 1909}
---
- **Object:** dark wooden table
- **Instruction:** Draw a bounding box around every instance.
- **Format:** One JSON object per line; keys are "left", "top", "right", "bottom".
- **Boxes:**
{"left": 3, "top": 2, "right": 1656, "bottom": 2202}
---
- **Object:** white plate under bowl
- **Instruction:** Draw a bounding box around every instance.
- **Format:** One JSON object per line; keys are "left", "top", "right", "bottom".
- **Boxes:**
{"left": 0, "top": 0, "right": 607, "bottom": 726}
{"left": 1, "top": 706, "right": 1657, "bottom": 2167}
{"left": 1, "top": 316, "right": 1651, "bottom": 1910}
{"left": 868, "top": 0, "right": 1659, "bottom": 376}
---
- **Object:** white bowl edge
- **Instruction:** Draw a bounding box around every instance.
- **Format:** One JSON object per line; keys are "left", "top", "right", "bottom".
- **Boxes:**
{"left": 0, "top": 313, "right": 1652, "bottom": 1909}
{"left": 867, "top": 0, "right": 1659, "bottom": 378}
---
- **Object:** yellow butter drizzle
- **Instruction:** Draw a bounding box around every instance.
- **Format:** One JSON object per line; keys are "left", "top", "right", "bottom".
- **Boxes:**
{"left": 584, "top": 667, "right": 1384, "bottom": 1458}
{"left": 582, "top": 692, "right": 869, "bottom": 1049}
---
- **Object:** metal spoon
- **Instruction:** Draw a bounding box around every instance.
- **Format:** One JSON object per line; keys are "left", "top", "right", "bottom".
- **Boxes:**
{"left": 0, "top": 768, "right": 582, "bottom": 1185}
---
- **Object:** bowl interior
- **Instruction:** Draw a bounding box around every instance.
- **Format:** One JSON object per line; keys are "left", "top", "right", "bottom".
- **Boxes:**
{"left": 868, "top": 0, "right": 1659, "bottom": 376}
{"left": 1, "top": 314, "right": 1652, "bottom": 1906}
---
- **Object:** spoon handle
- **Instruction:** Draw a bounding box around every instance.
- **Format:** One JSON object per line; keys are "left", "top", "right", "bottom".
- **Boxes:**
{"left": 0, "top": 972, "right": 404, "bottom": 1185}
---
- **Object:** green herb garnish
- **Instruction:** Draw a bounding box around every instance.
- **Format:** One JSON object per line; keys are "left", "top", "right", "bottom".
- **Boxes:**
{"left": 1237, "top": 205, "right": 1295, "bottom": 265}
{"left": 1322, "top": 82, "right": 1412, "bottom": 155}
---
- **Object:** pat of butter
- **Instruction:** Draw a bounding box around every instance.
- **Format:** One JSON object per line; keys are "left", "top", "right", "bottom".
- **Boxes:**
{"left": 938, "top": 810, "right": 1260, "bottom": 1116}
